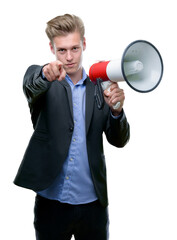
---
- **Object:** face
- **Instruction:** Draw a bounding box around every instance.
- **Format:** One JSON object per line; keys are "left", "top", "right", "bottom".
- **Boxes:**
{"left": 50, "top": 31, "right": 86, "bottom": 77}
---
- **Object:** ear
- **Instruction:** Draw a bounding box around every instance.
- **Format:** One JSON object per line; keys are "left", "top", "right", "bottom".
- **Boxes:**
{"left": 83, "top": 37, "right": 86, "bottom": 51}
{"left": 49, "top": 42, "right": 55, "bottom": 54}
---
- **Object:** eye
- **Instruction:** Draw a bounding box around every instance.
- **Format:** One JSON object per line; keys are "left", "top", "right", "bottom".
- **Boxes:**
{"left": 72, "top": 47, "right": 79, "bottom": 52}
{"left": 58, "top": 49, "right": 66, "bottom": 54}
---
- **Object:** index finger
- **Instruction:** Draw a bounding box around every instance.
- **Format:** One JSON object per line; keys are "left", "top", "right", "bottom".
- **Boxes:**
{"left": 58, "top": 64, "right": 66, "bottom": 81}
{"left": 110, "top": 82, "right": 120, "bottom": 91}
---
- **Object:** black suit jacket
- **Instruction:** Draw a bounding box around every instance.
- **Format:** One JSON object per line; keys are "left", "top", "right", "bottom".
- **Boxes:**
{"left": 14, "top": 65, "right": 130, "bottom": 207}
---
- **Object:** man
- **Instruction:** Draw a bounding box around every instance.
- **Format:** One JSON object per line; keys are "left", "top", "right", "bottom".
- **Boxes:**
{"left": 14, "top": 14, "right": 130, "bottom": 240}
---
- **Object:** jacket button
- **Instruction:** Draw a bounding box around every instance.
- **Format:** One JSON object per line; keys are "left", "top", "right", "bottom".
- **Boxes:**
{"left": 69, "top": 127, "right": 74, "bottom": 132}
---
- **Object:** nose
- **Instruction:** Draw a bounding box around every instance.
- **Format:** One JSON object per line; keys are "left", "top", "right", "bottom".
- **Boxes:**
{"left": 66, "top": 50, "right": 73, "bottom": 61}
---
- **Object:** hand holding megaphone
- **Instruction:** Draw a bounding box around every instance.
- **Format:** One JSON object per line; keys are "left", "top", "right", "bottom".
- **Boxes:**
{"left": 89, "top": 40, "right": 163, "bottom": 110}
{"left": 101, "top": 79, "right": 122, "bottom": 110}
{"left": 103, "top": 81, "right": 125, "bottom": 113}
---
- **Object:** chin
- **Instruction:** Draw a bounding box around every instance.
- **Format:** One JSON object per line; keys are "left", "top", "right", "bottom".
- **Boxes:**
{"left": 67, "top": 66, "right": 80, "bottom": 75}
{"left": 66, "top": 69, "right": 76, "bottom": 75}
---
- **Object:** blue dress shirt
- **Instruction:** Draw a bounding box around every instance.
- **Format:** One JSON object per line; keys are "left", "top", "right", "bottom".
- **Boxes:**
{"left": 38, "top": 69, "right": 98, "bottom": 204}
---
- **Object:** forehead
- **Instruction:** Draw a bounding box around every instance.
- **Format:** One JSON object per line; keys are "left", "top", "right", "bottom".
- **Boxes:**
{"left": 53, "top": 31, "right": 82, "bottom": 48}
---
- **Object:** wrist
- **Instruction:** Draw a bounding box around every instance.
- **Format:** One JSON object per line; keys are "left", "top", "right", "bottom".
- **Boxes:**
{"left": 111, "top": 108, "right": 123, "bottom": 117}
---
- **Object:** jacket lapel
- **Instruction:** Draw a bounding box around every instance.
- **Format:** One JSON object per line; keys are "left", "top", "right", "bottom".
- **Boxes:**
{"left": 59, "top": 79, "right": 73, "bottom": 119}
{"left": 85, "top": 77, "right": 95, "bottom": 135}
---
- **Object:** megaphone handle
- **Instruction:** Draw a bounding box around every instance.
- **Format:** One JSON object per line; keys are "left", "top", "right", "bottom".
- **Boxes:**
{"left": 101, "top": 81, "right": 121, "bottom": 110}
{"left": 112, "top": 101, "right": 121, "bottom": 109}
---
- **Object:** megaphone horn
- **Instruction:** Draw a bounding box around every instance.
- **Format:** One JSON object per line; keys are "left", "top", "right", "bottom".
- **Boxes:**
{"left": 89, "top": 40, "right": 163, "bottom": 109}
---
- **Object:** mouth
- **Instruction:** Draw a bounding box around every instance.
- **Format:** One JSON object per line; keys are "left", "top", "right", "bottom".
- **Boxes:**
{"left": 66, "top": 63, "right": 76, "bottom": 68}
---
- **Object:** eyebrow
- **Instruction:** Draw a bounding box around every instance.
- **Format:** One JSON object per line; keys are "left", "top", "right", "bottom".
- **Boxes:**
{"left": 56, "top": 44, "right": 80, "bottom": 51}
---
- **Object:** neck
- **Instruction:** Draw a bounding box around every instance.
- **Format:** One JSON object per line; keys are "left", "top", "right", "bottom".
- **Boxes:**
{"left": 68, "top": 68, "right": 83, "bottom": 85}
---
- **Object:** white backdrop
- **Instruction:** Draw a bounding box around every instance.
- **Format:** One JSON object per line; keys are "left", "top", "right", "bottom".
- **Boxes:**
{"left": 0, "top": 0, "right": 176, "bottom": 239}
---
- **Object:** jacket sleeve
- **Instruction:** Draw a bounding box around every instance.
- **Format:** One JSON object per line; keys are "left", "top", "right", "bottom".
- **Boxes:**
{"left": 23, "top": 65, "right": 51, "bottom": 105}
{"left": 104, "top": 109, "right": 130, "bottom": 148}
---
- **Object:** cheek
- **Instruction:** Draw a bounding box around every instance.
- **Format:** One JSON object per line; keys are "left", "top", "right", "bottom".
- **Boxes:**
{"left": 77, "top": 51, "right": 83, "bottom": 62}
{"left": 55, "top": 53, "right": 65, "bottom": 62}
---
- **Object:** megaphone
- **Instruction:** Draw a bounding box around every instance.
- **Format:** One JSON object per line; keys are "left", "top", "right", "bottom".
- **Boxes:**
{"left": 89, "top": 40, "right": 163, "bottom": 109}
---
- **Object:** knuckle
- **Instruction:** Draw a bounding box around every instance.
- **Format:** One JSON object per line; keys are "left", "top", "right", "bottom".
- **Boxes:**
{"left": 43, "top": 68, "right": 48, "bottom": 75}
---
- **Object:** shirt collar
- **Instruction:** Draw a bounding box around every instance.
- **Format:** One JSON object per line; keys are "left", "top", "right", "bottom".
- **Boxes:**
{"left": 65, "top": 68, "right": 87, "bottom": 86}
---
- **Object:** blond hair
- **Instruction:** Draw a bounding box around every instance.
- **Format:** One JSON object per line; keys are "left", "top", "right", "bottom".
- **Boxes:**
{"left": 45, "top": 14, "right": 85, "bottom": 43}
